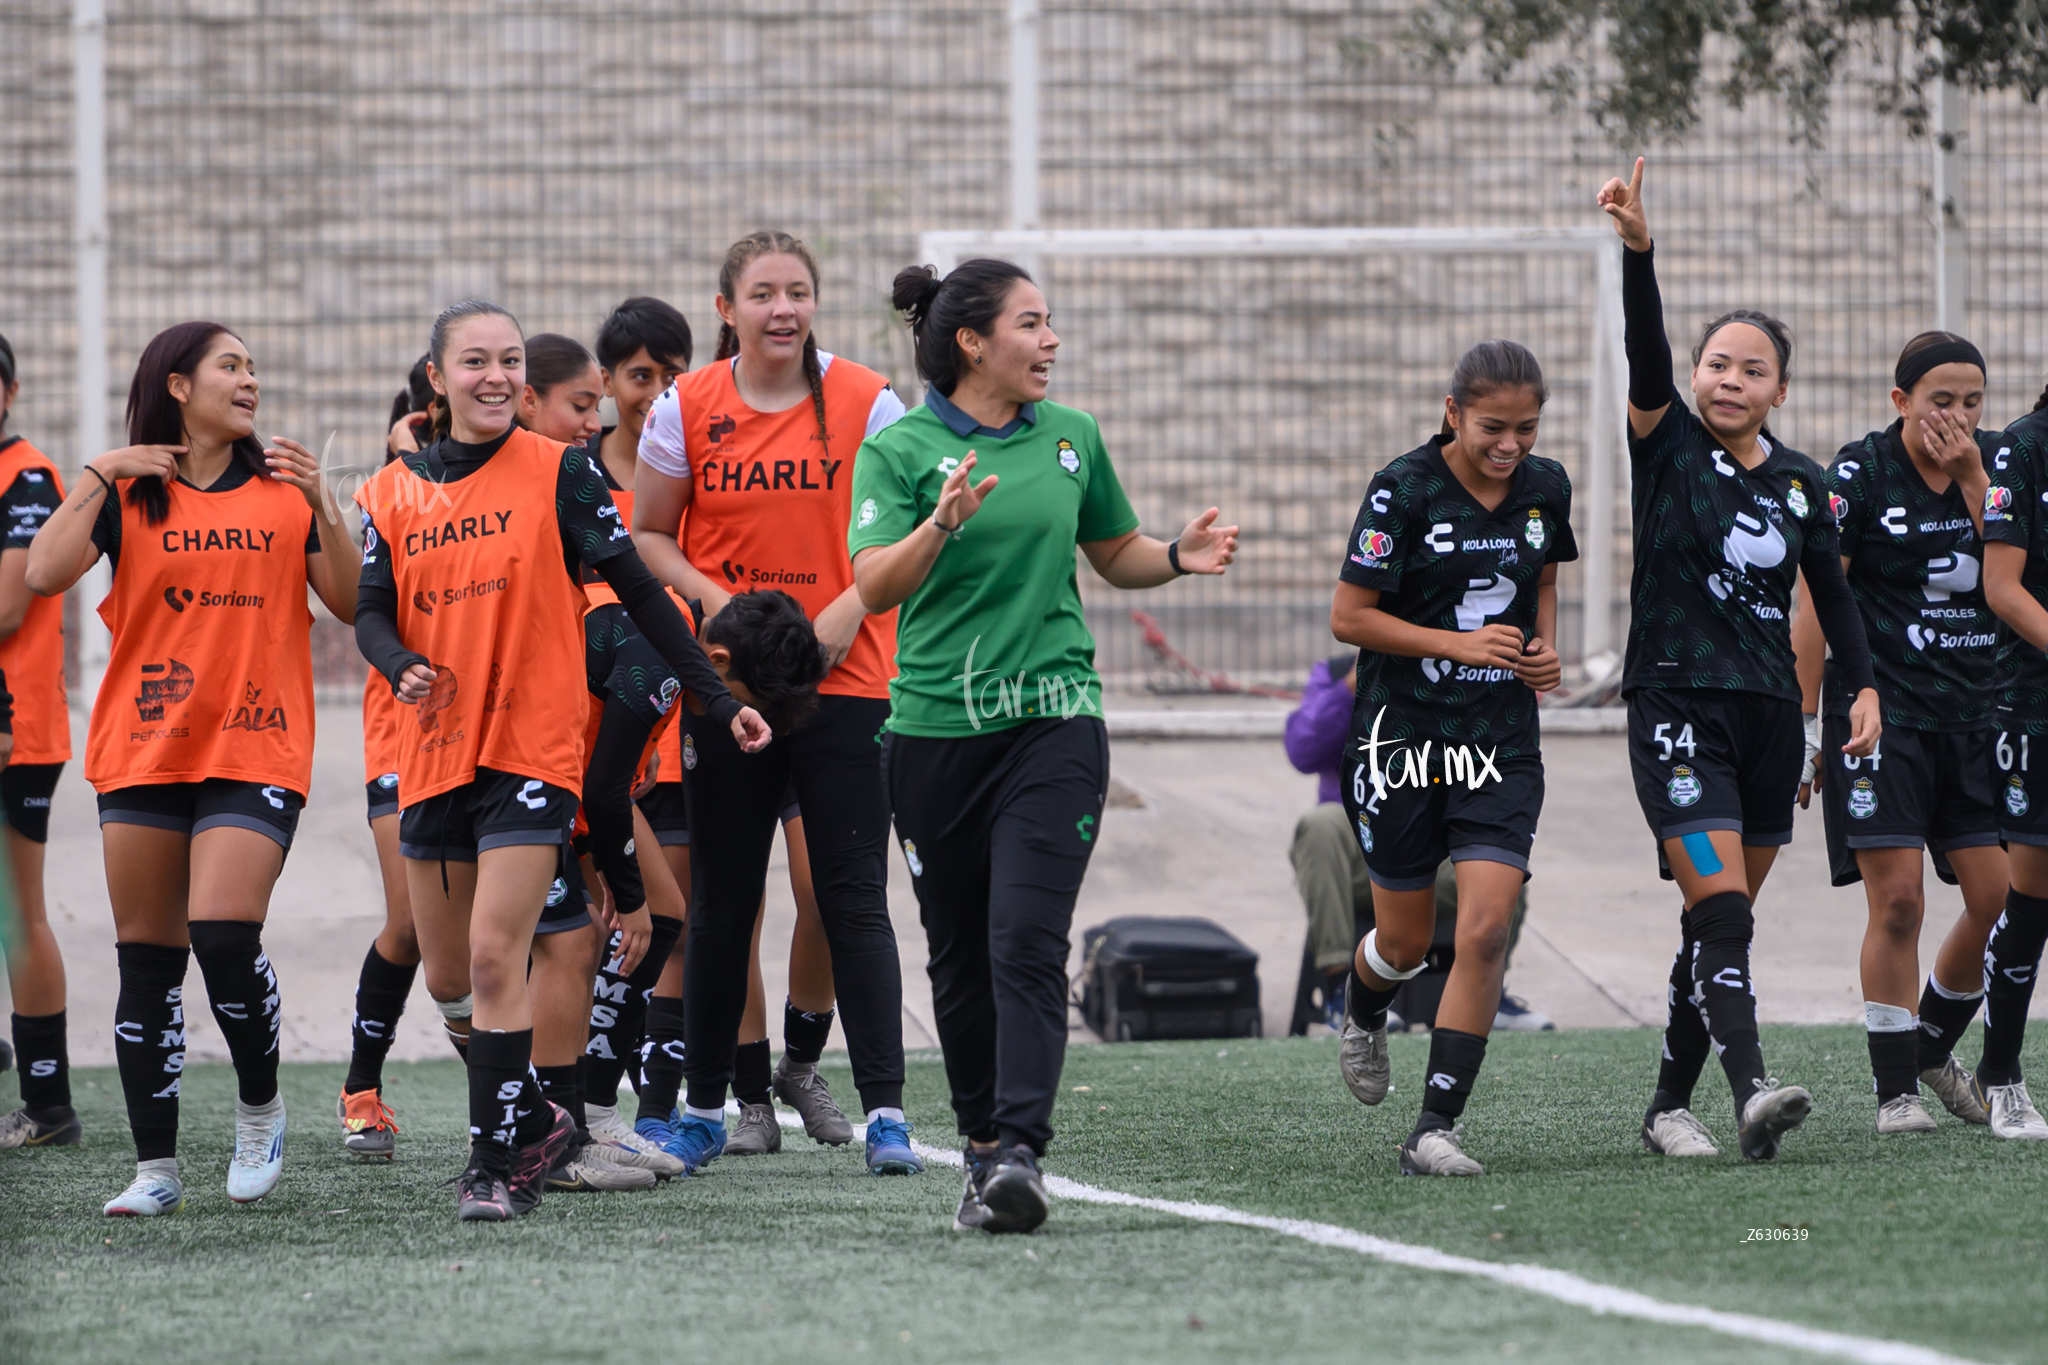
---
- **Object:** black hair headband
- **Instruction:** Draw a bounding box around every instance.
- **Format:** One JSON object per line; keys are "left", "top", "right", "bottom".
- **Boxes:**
{"left": 1896, "top": 339, "right": 1985, "bottom": 394}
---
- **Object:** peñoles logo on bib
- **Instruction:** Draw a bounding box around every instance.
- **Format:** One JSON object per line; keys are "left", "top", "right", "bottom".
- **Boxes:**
{"left": 133, "top": 659, "right": 195, "bottom": 721}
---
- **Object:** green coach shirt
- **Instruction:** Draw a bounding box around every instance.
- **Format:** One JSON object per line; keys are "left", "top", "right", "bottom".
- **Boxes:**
{"left": 848, "top": 396, "right": 1140, "bottom": 737}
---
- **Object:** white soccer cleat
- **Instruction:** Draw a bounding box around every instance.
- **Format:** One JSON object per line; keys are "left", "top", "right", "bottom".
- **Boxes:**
{"left": 1399, "top": 1124, "right": 1484, "bottom": 1177}
{"left": 1919, "top": 1055, "right": 1990, "bottom": 1125}
{"left": 1339, "top": 1016, "right": 1391, "bottom": 1106}
{"left": 1642, "top": 1107, "right": 1720, "bottom": 1156}
{"left": 585, "top": 1102, "right": 686, "bottom": 1178}
{"left": 104, "top": 1159, "right": 185, "bottom": 1217}
{"left": 227, "top": 1095, "right": 287, "bottom": 1203}
{"left": 1986, "top": 1082, "right": 2048, "bottom": 1140}
{"left": 1737, "top": 1079, "right": 1812, "bottom": 1162}
{"left": 1875, "top": 1094, "right": 1939, "bottom": 1134}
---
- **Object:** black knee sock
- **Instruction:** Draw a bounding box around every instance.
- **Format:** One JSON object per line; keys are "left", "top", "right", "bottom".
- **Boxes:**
{"left": 1688, "top": 891, "right": 1767, "bottom": 1117}
{"left": 344, "top": 946, "right": 416, "bottom": 1095}
{"left": 733, "top": 1039, "right": 773, "bottom": 1106}
{"left": 1651, "top": 911, "right": 1712, "bottom": 1116}
{"left": 1866, "top": 1012, "right": 1921, "bottom": 1102}
{"left": 1979, "top": 889, "right": 2048, "bottom": 1086}
{"left": 1345, "top": 967, "right": 1400, "bottom": 1032}
{"left": 466, "top": 1028, "right": 546, "bottom": 1173}
{"left": 782, "top": 1000, "right": 834, "bottom": 1066}
{"left": 1415, "top": 1028, "right": 1488, "bottom": 1132}
{"left": 187, "top": 921, "right": 280, "bottom": 1107}
{"left": 535, "top": 1063, "right": 585, "bottom": 1138}
{"left": 11, "top": 1010, "right": 71, "bottom": 1115}
{"left": 113, "top": 943, "right": 191, "bottom": 1161}
{"left": 635, "top": 996, "right": 687, "bottom": 1126}
{"left": 1916, "top": 974, "right": 1983, "bottom": 1070}
{"left": 583, "top": 915, "right": 680, "bottom": 1101}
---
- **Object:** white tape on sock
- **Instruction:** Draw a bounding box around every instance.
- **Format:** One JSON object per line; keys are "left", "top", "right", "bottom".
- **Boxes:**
{"left": 1864, "top": 1001, "right": 1915, "bottom": 1033}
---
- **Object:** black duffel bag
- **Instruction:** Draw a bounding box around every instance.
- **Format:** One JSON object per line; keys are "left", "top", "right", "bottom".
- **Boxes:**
{"left": 1077, "top": 916, "right": 1261, "bottom": 1042}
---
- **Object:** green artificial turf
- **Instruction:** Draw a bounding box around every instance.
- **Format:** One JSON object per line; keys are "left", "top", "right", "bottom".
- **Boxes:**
{"left": 2, "top": 1025, "right": 2041, "bottom": 1365}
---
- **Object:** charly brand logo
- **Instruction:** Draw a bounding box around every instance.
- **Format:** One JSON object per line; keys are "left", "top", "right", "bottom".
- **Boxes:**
{"left": 857, "top": 497, "right": 878, "bottom": 528}
{"left": 221, "top": 682, "right": 287, "bottom": 734}
{"left": 952, "top": 635, "right": 1098, "bottom": 730}
{"left": 1847, "top": 776, "right": 1878, "bottom": 819}
{"left": 682, "top": 735, "right": 697, "bottom": 770}
{"left": 1523, "top": 509, "right": 1546, "bottom": 550}
{"left": 1667, "top": 764, "right": 1703, "bottom": 807}
{"left": 1354, "top": 707, "right": 1503, "bottom": 804}
{"left": 134, "top": 659, "right": 196, "bottom": 721}
{"left": 1057, "top": 438, "right": 1080, "bottom": 474}
{"left": 708, "top": 414, "right": 736, "bottom": 444}
{"left": 2008, "top": 776, "right": 2029, "bottom": 817}
{"left": 1786, "top": 478, "right": 1810, "bottom": 519}
{"left": 902, "top": 839, "right": 923, "bottom": 876}
{"left": 417, "top": 667, "right": 458, "bottom": 733}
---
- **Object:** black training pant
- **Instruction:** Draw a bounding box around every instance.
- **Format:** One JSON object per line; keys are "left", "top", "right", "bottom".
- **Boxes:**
{"left": 884, "top": 717, "right": 1108, "bottom": 1154}
{"left": 679, "top": 694, "right": 904, "bottom": 1113}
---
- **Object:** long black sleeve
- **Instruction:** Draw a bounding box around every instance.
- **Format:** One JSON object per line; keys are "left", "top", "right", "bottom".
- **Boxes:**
{"left": 597, "top": 551, "right": 742, "bottom": 728}
{"left": 354, "top": 584, "right": 429, "bottom": 692}
{"left": 1622, "top": 244, "right": 1681, "bottom": 411}
{"left": 0, "top": 666, "right": 12, "bottom": 735}
{"left": 1803, "top": 550, "right": 1875, "bottom": 696}
{"left": 582, "top": 695, "right": 651, "bottom": 916}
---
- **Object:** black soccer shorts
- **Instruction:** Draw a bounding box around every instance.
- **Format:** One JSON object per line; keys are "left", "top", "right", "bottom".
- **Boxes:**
{"left": 1820, "top": 718, "right": 1996, "bottom": 887}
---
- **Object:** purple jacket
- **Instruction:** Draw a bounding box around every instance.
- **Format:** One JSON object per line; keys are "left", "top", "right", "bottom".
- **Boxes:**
{"left": 1284, "top": 657, "right": 1354, "bottom": 805}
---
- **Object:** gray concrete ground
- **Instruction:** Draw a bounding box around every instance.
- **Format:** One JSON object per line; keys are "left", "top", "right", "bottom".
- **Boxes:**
{"left": 7, "top": 703, "right": 2037, "bottom": 1067}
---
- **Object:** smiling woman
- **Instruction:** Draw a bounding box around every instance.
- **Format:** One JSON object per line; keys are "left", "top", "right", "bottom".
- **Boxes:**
{"left": 349, "top": 297, "right": 768, "bottom": 1223}
{"left": 846, "top": 254, "right": 1239, "bottom": 1235}
{"left": 21, "top": 319, "right": 362, "bottom": 1219}
{"left": 1326, "top": 337, "right": 1576, "bottom": 1179}
{"left": 1596, "top": 158, "right": 1878, "bottom": 1166}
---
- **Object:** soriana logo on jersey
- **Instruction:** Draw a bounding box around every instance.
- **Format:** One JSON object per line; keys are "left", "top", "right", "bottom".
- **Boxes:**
{"left": 1354, "top": 528, "right": 1393, "bottom": 567}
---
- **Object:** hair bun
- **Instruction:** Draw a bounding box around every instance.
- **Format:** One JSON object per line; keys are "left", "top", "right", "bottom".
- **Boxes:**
{"left": 891, "top": 265, "right": 944, "bottom": 328}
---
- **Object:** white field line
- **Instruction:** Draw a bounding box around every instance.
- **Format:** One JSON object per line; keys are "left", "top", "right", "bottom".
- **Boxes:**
{"left": 616, "top": 1088, "right": 1990, "bottom": 1365}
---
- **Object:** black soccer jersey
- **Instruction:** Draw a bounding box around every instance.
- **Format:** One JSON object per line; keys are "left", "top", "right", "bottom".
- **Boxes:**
{"left": 1978, "top": 410, "right": 2048, "bottom": 734}
{"left": 1621, "top": 403, "right": 1840, "bottom": 702}
{"left": 1338, "top": 435, "right": 1577, "bottom": 756}
{"left": 585, "top": 601, "right": 684, "bottom": 733}
{"left": 1821, "top": 422, "right": 2001, "bottom": 731}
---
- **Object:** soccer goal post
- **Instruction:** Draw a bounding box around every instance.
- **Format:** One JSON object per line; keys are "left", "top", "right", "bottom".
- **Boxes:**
{"left": 916, "top": 227, "right": 1627, "bottom": 688}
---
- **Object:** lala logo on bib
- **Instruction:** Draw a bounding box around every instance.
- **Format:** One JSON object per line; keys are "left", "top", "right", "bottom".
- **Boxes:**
{"left": 1667, "top": 765, "right": 1702, "bottom": 808}
{"left": 1786, "top": 479, "right": 1810, "bottom": 519}
{"left": 1523, "top": 509, "right": 1547, "bottom": 551}
{"left": 2008, "top": 776, "right": 2030, "bottom": 818}
{"left": 1847, "top": 776, "right": 1878, "bottom": 819}
{"left": 1057, "top": 439, "right": 1080, "bottom": 474}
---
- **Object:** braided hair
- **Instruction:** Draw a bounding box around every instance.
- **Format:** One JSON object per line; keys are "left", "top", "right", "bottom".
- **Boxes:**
{"left": 715, "top": 230, "right": 828, "bottom": 446}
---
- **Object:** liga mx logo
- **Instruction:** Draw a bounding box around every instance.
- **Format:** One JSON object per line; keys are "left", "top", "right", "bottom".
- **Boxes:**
{"left": 2008, "top": 776, "right": 2029, "bottom": 818}
{"left": 1987, "top": 486, "right": 2013, "bottom": 514}
{"left": 1357, "top": 528, "right": 1392, "bottom": 565}
{"left": 1828, "top": 492, "right": 1848, "bottom": 521}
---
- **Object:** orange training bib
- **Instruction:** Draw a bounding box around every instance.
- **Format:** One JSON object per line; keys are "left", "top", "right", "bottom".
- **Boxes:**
{"left": 85, "top": 474, "right": 316, "bottom": 793}
{"left": 0, "top": 439, "right": 71, "bottom": 765}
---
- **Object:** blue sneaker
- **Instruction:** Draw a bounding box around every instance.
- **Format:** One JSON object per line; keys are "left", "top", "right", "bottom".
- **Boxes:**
{"left": 633, "top": 1114, "right": 676, "bottom": 1152}
{"left": 663, "top": 1113, "right": 727, "bottom": 1174}
{"left": 1494, "top": 993, "right": 1555, "bottom": 1032}
{"left": 865, "top": 1115, "right": 924, "bottom": 1175}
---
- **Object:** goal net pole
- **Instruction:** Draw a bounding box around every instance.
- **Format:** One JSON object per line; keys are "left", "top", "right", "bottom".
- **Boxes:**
{"left": 917, "top": 227, "right": 1627, "bottom": 666}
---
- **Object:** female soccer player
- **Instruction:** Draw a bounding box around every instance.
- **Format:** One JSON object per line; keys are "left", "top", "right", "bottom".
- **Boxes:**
{"left": 336, "top": 355, "right": 442, "bottom": 1162}
{"left": 1793, "top": 332, "right": 2006, "bottom": 1134}
{"left": 1598, "top": 159, "right": 1879, "bottom": 1162}
{"left": 353, "top": 299, "right": 768, "bottom": 1221}
{"left": 0, "top": 333, "right": 80, "bottom": 1151}
{"left": 632, "top": 231, "right": 917, "bottom": 1176}
{"left": 852, "top": 257, "right": 1237, "bottom": 1232}
{"left": 1973, "top": 374, "right": 2048, "bottom": 1139}
{"left": 26, "top": 321, "right": 361, "bottom": 1214}
{"left": 1330, "top": 340, "right": 1575, "bottom": 1177}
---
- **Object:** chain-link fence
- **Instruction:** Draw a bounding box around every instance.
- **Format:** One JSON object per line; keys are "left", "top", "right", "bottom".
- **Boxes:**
{"left": 4, "top": 0, "right": 2042, "bottom": 694}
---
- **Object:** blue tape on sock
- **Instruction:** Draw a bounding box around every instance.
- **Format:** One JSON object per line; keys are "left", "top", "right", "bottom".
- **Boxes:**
{"left": 1679, "top": 831, "right": 1724, "bottom": 877}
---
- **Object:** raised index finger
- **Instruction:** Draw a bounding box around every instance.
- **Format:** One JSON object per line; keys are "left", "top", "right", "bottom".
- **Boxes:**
{"left": 1628, "top": 156, "right": 1644, "bottom": 198}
